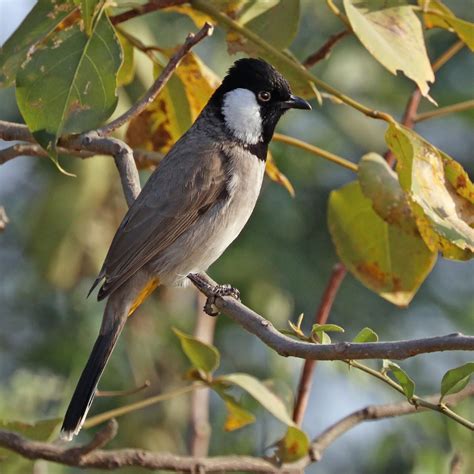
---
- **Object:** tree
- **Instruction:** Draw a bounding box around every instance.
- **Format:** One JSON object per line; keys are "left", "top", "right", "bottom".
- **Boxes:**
{"left": 0, "top": 0, "right": 473, "bottom": 472}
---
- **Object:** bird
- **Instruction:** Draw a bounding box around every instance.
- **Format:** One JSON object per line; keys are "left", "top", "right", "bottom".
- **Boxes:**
{"left": 60, "top": 57, "right": 311, "bottom": 440}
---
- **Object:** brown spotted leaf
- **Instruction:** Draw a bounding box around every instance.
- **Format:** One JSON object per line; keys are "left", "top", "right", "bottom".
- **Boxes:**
{"left": 328, "top": 180, "right": 436, "bottom": 306}
{"left": 0, "top": 0, "right": 78, "bottom": 87}
{"left": 15, "top": 10, "right": 122, "bottom": 169}
{"left": 386, "top": 124, "right": 474, "bottom": 260}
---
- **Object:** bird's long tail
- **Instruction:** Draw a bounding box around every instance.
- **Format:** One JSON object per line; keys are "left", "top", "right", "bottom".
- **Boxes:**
{"left": 60, "top": 300, "right": 127, "bottom": 441}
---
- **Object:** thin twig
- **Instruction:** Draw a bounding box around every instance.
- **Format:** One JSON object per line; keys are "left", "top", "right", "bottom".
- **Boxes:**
{"left": 292, "top": 263, "right": 346, "bottom": 425}
{"left": 303, "top": 30, "right": 350, "bottom": 68}
{"left": 348, "top": 360, "right": 474, "bottom": 430}
{"left": 110, "top": 0, "right": 188, "bottom": 25}
{"left": 415, "top": 100, "right": 474, "bottom": 123}
{"left": 325, "top": 0, "right": 351, "bottom": 29}
{"left": 273, "top": 133, "right": 357, "bottom": 172}
{"left": 65, "top": 420, "right": 118, "bottom": 457}
{"left": 310, "top": 385, "right": 474, "bottom": 461}
{"left": 97, "top": 380, "right": 151, "bottom": 398}
{"left": 188, "top": 273, "right": 474, "bottom": 361}
{"left": 84, "top": 384, "right": 201, "bottom": 429}
{"left": 385, "top": 40, "right": 464, "bottom": 167}
{"left": 97, "top": 22, "right": 214, "bottom": 136}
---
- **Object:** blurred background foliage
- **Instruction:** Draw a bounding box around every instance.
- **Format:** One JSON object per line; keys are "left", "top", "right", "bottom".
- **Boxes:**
{"left": 0, "top": 0, "right": 473, "bottom": 473}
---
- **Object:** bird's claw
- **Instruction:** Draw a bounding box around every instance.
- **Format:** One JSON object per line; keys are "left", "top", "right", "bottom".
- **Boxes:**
{"left": 187, "top": 274, "right": 240, "bottom": 317}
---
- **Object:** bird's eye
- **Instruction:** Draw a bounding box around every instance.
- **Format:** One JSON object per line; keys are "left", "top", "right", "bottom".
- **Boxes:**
{"left": 258, "top": 91, "right": 271, "bottom": 102}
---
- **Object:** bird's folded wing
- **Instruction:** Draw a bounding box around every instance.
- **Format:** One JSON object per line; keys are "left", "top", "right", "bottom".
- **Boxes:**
{"left": 96, "top": 140, "right": 228, "bottom": 299}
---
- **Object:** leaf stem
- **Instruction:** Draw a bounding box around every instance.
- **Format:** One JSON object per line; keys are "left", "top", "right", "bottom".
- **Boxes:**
{"left": 347, "top": 361, "right": 474, "bottom": 430}
{"left": 84, "top": 384, "right": 201, "bottom": 428}
{"left": 432, "top": 40, "right": 464, "bottom": 72}
{"left": 415, "top": 100, "right": 474, "bottom": 123}
{"left": 273, "top": 133, "right": 358, "bottom": 172}
{"left": 326, "top": 0, "right": 351, "bottom": 28}
{"left": 191, "top": 0, "right": 395, "bottom": 123}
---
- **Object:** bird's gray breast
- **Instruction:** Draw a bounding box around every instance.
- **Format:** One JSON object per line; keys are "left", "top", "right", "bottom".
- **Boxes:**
{"left": 154, "top": 144, "right": 266, "bottom": 286}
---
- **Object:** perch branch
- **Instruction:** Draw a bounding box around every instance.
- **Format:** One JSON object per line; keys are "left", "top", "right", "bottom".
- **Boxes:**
{"left": 188, "top": 273, "right": 474, "bottom": 361}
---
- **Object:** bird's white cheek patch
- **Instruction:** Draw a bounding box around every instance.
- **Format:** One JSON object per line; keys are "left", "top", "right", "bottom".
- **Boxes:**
{"left": 222, "top": 88, "right": 262, "bottom": 144}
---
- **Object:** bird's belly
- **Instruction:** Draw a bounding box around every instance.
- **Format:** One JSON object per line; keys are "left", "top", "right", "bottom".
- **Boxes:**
{"left": 151, "top": 158, "right": 265, "bottom": 286}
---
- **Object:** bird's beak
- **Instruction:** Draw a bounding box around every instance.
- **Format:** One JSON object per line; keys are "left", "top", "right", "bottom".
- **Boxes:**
{"left": 282, "top": 94, "right": 312, "bottom": 110}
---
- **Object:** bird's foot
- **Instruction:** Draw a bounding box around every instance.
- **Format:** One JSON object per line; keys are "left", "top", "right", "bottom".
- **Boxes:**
{"left": 188, "top": 273, "right": 240, "bottom": 316}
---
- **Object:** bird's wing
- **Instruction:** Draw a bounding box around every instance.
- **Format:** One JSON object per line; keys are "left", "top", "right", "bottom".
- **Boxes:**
{"left": 95, "top": 135, "right": 228, "bottom": 299}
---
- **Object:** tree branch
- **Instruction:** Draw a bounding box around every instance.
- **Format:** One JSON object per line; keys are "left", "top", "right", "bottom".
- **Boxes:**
{"left": 97, "top": 22, "right": 214, "bottom": 136}
{"left": 309, "top": 385, "right": 474, "bottom": 461}
{"left": 414, "top": 100, "right": 474, "bottom": 123}
{"left": 0, "top": 140, "right": 162, "bottom": 169}
{"left": 303, "top": 30, "right": 350, "bottom": 68}
{"left": 188, "top": 273, "right": 474, "bottom": 360}
{"left": 110, "top": 0, "right": 188, "bottom": 25}
{"left": 0, "top": 387, "right": 471, "bottom": 472}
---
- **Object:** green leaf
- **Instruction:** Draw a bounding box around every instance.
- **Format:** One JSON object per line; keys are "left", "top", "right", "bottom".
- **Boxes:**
{"left": 116, "top": 32, "right": 135, "bottom": 87}
{"left": 386, "top": 361, "right": 415, "bottom": 399}
{"left": 238, "top": 0, "right": 300, "bottom": 51}
{"left": 173, "top": 328, "right": 220, "bottom": 374}
{"left": 420, "top": 0, "right": 474, "bottom": 51}
{"left": 15, "top": 10, "right": 122, "bottom": 168}
{"left": 440, "top": 362, "right": 474, "bottom": 402}
{"left": 0, "top": 419, "right": 61, "bottom": 470}
{"left": 319, "top": 331, "right": 332, "bottom": 344}
{"left": 386, "top": 124, "right": 474, "bottom": 260}
{"left": 343, "top": 0, "right": 434, "bottom": 99}
{"left": 219, "top": 373, "right": 294, "bottom": 426}
{"left": 224, "top": 1, "right": 313, "bottom": 97}
{"left": 328, "top": 180, "right": 436, "bottom": 306}
{"left": 276, "top": 426, "right": 310, "bottom": 462}
{"left": 312, "top": 323, "right": 345, "bottom": 334}
{"left": 0, "top": 0, "right": 77, "bottom": 87}
{"left": 353, "top": 327, "right": 379, "bottom": 343}
{"left": 80, "top": 0, "right": 102, "bottom": 36}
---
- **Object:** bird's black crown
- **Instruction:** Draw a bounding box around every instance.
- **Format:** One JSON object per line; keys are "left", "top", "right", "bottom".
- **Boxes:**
{"left": 212, "top": 58, "right": 292, "bottom": 103}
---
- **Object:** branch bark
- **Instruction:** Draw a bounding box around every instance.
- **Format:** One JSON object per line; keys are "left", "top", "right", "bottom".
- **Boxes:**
{"left": 188, "top": 273, "right": 474, "bottom": 361}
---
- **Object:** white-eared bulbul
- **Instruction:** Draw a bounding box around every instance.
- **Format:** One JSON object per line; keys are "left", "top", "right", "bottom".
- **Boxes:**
{"left": 61, "top": 58, "right": 311, "bottom": 440}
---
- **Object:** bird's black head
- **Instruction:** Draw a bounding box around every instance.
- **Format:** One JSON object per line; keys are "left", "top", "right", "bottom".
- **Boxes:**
{"left": 209, "top": 58, "right": 311, "bottom": 148}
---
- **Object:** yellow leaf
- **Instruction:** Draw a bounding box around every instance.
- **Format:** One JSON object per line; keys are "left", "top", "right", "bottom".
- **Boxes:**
{"left": 265, "top": 152, "right": 295, "bottom": 197}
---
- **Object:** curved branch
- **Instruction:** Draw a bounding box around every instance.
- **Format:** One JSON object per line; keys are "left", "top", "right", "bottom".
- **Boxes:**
{"left": 189, "top": 273, "right": 474, "bottom": 361}
{"left": 0, "top": 387, "right": 471, "bottom": 472}
{"left": 310, "top": 384, "right": 474, "bottom": 461}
